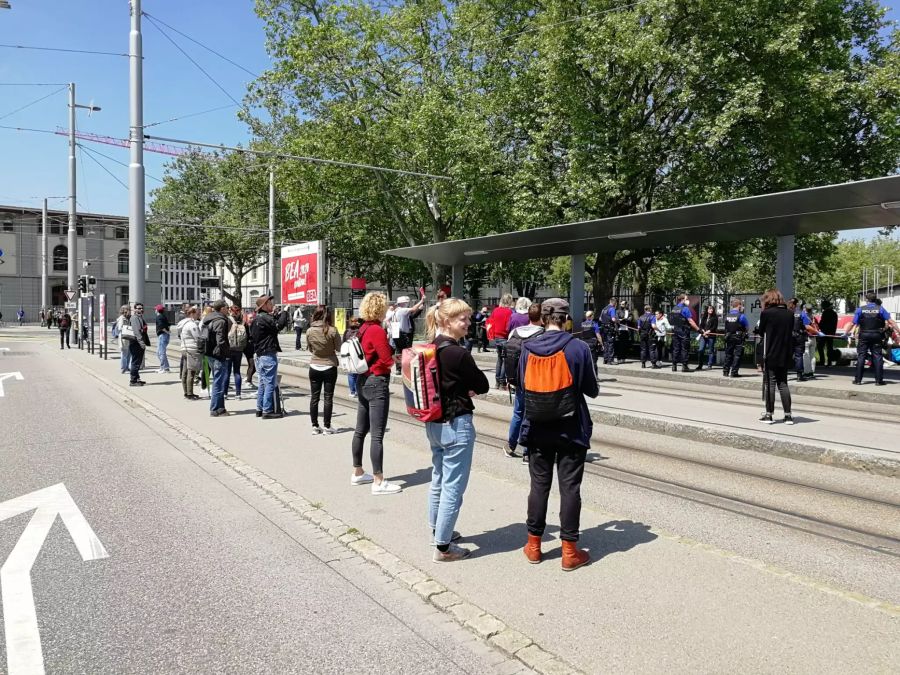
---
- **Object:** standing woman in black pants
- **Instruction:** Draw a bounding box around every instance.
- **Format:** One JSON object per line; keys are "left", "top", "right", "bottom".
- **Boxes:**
{"left": 758, "top": 289, "right": 795, "bottom": 425}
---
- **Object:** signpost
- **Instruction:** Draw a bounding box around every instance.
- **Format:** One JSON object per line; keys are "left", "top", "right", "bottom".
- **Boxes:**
{"left": 98, "top": 293, "right": 107, "bottom": 359}
{"left": 281, "top": 241, "right": 325, "bottom": 306}
{"left": 63, "top": 289, "right": 76, "bottom": 302}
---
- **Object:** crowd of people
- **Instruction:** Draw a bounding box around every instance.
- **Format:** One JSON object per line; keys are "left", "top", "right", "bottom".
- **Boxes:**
{"left": 86, "top": 285, "right": 896, "bottom": 571}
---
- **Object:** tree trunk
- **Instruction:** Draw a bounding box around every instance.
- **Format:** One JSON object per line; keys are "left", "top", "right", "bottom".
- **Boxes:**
{"left": 590, "top": 251, "right": 620, "bottom": 308}
{"left": 632, "top": 263, "right": 648, "bottom": 309}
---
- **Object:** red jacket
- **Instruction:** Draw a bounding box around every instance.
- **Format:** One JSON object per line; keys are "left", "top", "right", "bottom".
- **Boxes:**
{"left": 360, "top": 321, "right": 393, "bottom": 376}
{"left": 487, "top": 306, "right": 513, "bottom": 340}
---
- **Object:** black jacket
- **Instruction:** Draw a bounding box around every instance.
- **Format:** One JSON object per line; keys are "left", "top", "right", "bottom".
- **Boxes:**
{"left": 156, "top": 313, "right": 171, "bottom": 335}
{"left": 819, "top": 308, "right": 838, "bottom": 335}
{"left": 251, "top": 309, "right": 289, "bottom": 356}
{"left": 434, "top": 335, "right": 490, "bottom": 420}
{"left": 758, "top": 305, "right": 794, "bottom": 369}
{"left": 204, "top": 313, "right": 230, "bottom": 360}
{"left": 700, "top": 314, "right": 718, "bottom": 333}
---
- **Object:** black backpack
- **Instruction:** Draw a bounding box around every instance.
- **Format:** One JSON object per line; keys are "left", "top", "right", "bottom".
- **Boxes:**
{"left": 505, "top": 327, "right": 545, "bottom": 388}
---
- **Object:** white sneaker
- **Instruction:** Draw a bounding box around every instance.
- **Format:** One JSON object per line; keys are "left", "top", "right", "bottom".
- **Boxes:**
{"left": 371, "top": 480, "right": 402, "bottom": 495}
{"left": 350, "top": 473, "right": 374, "bottom": 486}
{"left": 311, "top": 426, "right": 323, "bottom": 435}
{"left": 323, "top": 427, "right": 335, "bottom": 435}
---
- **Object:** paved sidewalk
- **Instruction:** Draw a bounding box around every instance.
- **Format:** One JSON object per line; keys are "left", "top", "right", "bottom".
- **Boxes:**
{"left": 61, "top": 344, "right": 900, "bottom": 674}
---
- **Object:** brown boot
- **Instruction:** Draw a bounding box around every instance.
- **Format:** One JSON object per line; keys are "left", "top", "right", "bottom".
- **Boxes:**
{"left": 561, "top": 540, "right": 590, "bottom": 571}
{"left": 523, "top": 534, "right": 542, "bottom": 564}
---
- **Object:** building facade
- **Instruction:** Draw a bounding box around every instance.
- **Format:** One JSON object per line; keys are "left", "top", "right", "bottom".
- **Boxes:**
{"left": 0, "top": 204, "right": 161, "bottom": 319}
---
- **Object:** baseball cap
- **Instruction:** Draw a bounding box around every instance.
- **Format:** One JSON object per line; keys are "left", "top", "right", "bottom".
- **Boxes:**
{"left": 154, "top": 304, "right": 165, "bottom": 312}
{"left": 256, "top": 294, "right": 274, "bottom": 308}
{"left": 397, "top": 295, "right": 410, "bottom": 305}
{"left": 541, "top": 298, "right": 569, "bottom": 318}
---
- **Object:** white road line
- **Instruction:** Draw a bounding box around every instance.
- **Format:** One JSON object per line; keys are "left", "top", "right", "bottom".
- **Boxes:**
{"left": 0, "top": 372, "right": 24, "bottom": 397}
{"left": 0, "top": 483, "right": 109, "bottom": 675}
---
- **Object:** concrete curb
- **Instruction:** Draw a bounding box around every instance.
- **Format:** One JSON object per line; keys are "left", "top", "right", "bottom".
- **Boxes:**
{"left": 70, "top": 354, "right": 584, "bottom": 675}
{"left": 278, "top": 356, "right": 900, "bottom": 479}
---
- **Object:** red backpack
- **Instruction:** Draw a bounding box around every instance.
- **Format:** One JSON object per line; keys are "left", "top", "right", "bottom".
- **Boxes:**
{"left": 401, "top": 343, "right": 451, "bottom": 422}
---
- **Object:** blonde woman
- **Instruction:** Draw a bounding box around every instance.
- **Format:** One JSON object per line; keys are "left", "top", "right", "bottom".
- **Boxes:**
{"left": 352, "top": 292, "right": 402, "bottom": 495}
{"left": 425, "top": 298, "right": 489, "bottom": 561}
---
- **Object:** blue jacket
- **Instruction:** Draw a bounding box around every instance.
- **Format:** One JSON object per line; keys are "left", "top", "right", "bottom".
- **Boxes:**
{"left": 518, "top": 330, "right": 599, "bottom": 450}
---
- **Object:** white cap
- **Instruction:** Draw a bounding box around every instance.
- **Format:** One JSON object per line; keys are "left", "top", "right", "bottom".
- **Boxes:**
{"left": 397, "top": 296, "right": 410, "bottom": 305}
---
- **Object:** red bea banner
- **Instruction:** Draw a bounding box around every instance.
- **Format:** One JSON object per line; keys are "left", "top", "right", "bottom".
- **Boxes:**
{"left": 350, "top": 277, "right": 367, "bottom": 291}
{"left": 281, "top": 241, "right": 323, "bottom": 305}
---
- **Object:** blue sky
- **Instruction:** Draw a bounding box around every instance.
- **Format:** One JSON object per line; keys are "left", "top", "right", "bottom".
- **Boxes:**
{"left": 0, "top": 0, "right": 898, "bottom": 241}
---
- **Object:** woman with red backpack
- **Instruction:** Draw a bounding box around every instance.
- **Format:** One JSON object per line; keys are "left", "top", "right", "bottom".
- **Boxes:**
{"left": 425, "top": 298, "right": 490, "bottom": 562}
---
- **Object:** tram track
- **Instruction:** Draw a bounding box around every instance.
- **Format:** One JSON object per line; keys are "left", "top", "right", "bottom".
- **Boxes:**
{"left": 279, "top": 379, "right": 900, "bottom": 559}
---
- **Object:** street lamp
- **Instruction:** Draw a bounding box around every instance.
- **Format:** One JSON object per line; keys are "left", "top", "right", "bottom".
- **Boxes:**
{"left": 67, "top": 82, "right": 100, "bottom": 294}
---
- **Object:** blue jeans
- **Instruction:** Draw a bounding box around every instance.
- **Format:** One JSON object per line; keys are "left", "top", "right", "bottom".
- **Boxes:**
{"left": 697, "top": 335, "right": 716, "bottom": 366}
{"left": 209, "top": 357, "right": 228, "bottom": 411}
{"left": 426, "top": 414, "right": 476, "bottom": 546}
{"left": 120, "top": 342, "right": 131, "bottom": 372}
{"left": 348, "top": 372, "right": 358, "bottom": 396}
{"left": 157, "top": 331, "right": 170, "bottom": 370}
{"left": 255, "top": 354, "right": 278, "bottom": 413}
{"left": 493, "top": 339, "right": 508, "bottom": 385}
{"left": 225, "top": 351, "right": 242, "bottom": 396}
{"left": 508, "top": 387, "right": 527, "bottom": 455}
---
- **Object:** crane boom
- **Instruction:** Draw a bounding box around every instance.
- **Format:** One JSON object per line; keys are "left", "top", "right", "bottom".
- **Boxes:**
{"left": 54, "top": 127, "right": 193, "bottom": 157}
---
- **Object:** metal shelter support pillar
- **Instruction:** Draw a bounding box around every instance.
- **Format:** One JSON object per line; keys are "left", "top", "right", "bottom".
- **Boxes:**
{"left": 570, "top": 254, "right": 585, "bottom": 323}
{"left": 776, "top": 235, "right": 795, "bottom": 299}
{"left": 451, "top": 264, "right": 465, "bottom": 300}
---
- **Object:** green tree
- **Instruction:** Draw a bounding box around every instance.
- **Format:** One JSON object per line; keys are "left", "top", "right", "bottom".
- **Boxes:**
{"left": 148, "top": 151, "right": 273, "bottom": 304}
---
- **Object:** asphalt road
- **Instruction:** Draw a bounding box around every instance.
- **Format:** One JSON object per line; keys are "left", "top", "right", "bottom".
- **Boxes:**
{"left": 0, "top": 332, "right": 509, "bottom": 674}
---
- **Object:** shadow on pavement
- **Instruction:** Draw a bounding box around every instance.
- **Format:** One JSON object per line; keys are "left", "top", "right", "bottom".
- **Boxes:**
{"left": 466, "top": 522, "right": 560, "bottom": 558}
{"left": 391, "top": 466, "right": 433, "bottom": 489}
{"left": 581, "top": 520, "right": 657, "bottom": 561}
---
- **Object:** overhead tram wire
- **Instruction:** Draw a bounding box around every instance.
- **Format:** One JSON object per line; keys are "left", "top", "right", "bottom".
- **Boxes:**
{"left": 0, "top": 85, "right": 67, "bottom": 122}
{"left": 143, "top": 103, "right": 239, "bottom": 129}
{"left": 0, "top": 82, "right": 69, "bottom": 86}
{"left": 140, "top": 11, "right": 259, "bottom": 78}
{"left": 143, "top": 135, "right": 452, "bottom": 181}
{"left": 143, "top": 14, "right": 243, "bottom": 107}
{"left": 0, "top": 43, "right": 129, "bottom": 57}
{"left": 77, "top": 143, "right": 164, "bottom": 183}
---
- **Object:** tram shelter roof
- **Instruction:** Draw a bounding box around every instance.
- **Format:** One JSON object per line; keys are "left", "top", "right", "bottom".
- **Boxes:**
{"left": 383, "top": 175, "right": 900, "bottom": 266}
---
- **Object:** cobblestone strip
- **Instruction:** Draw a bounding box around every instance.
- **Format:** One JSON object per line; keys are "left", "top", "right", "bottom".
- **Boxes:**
{"left": 75, "top": 360, "right": 583, "bottom": 675}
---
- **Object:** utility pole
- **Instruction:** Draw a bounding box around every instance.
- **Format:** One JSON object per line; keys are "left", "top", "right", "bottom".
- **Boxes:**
{"left": 68, "top": 83, "right": 77, "bottom": 293}
{"left": 41, "top": 199, "right": 48, "bottom": 311}
{"left": 268, "top": 167, "right": 275, "bottom": 299}
{"left": 128, "top": 0, "right": 146, "bottom": 306}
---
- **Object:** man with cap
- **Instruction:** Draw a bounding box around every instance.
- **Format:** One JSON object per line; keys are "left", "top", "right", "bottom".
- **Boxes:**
{"left": 204, "top": 300, "right": 231, "bottom": 416}
{"left": 250, "top": 294, "right": 290, "bottom": 417}
{"left": 519, "top": 298, "right": 598, "bottom": 572}
{"left": 388, "top": 291, "right": 426, "bottom": 374}
{"left": 154, "top": 304, "right": 171, "bottom": 374}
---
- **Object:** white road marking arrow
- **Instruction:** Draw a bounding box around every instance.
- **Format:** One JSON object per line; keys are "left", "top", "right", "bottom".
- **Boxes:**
{"left": 0, "top": 483, "right": 109, "bottom": 675}
{"left": 0, "top": 372, "right": 24, "bottom": 397}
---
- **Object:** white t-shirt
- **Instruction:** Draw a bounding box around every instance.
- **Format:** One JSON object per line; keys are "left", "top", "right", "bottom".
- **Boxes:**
{"left": 392, "top": 307, "right": 413, "bottom": 337}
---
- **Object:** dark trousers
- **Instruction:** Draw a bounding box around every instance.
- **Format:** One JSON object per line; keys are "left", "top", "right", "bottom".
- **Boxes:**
{"left": 225, "top": 351, "right": 243, "bottom": 396}
{"left": 765, "top": 367, "right": 792, "bottom": 414}
{"left": 394, "top": 331, "right": 412, "bottom": 373}
{"left": 639, "top": 332, "right": 657, "bottom": 364}
{"left": 855, "top": 334, "right": 884, "bottom": 383}
{"left": 527, "top": 444, "right": 588, "bottom": 542}
{"left": 309, "top": 366, "right": 338, "bottom": 428}
{"left": 671, "top": 327, "right": 690, "bottom": 365}
{"left": 351, "top": 374, "right": 389, "bottom": 475}
{"left": 294, "top": 327, "right": 303, "bottom": 350}
{"left": 793, "top": 341, "right": 806, "bottom": 375}
{"left": 493, "top": 339, "right": 507, "bottom": 385}
{"left": 817, "top": 337, "right": 834, "bottom": 365}
{"left": 723, "top": 335, "right": 745, "bottom": 375}
{"left": 601, "top": 327, "right": 616, "bottom": 364}
{"left": 128, "top": 340, "right": 144, "bottom": 383}
{"left": 59, "top": 327, "right": 70, "bottom": 348}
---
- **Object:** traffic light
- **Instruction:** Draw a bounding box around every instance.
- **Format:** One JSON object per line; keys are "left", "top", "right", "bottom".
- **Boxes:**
{"left": 88, "top": 276, "right": 96, "bottom": 287}
{"left": 78, "top": 277, "right": 87, "bottom": 294}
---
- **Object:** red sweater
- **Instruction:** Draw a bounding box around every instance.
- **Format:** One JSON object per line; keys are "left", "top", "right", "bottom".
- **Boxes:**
{"left": 489, "top": 306, "right": 513, "bottom": 340}
{"left": 360, "top": 321, "right": 393, "bottom": 376}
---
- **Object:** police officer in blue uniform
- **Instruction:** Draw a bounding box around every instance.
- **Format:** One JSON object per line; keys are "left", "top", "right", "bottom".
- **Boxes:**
{"left": 788, "top": 298, "right": 811, "bottom": 381}
{"left": 722, "top": 298, "right": 749, "bottom": 378}
{"left": 578, "top": 310, "right": 602, "bottom": 372}
{"left": 852, "top": 292, "right": 898, "bottom": 386}
{"left": 598, "top": 297, "right": 618, "bottom": 365}
{"left": 669, "top": 293, "right": 700, "bottom": 372}
{"left": 637, "top": 305, "right": 660, "bottom": 368}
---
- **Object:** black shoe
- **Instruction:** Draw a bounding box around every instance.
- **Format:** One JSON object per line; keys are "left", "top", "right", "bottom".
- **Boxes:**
{"left": 504, "top": 445, "right": 521, "bottom": 459}
{"left": 730, "top": 373, "right": 740, "bottom": 378}
{"left": 262, "top": 412, "right": 283, "bottom": 419}
{"left": 875, "top": 381, "right": 886, "bottom": 386}
{"left": 759, "top": 412, "right": 774, "bottom": 424}
{"left": 651, "top": 363, "right": 662, "bottom": 369}
{"left": 695, "top": 364, "right": 703, "bottom": 371}
{"left": 129, "top": 381, "right": 144, "bottom": 387}
{"left": 681, "top": 365, "right": 692, "bottom": 373}
{"left": 188, "top": 394, "right": 200, "bottom": 400}
{"left": 852, "top": 380, "right": 862, "bottom": 385}
{"left": 672, "top": 365, "right": 678, "bottom": 372}
{"left": 641, "top": 362, "right": 646, "bottom": 369}
{"left": 256, "top": 410, "right": 263, "bottom": 417}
